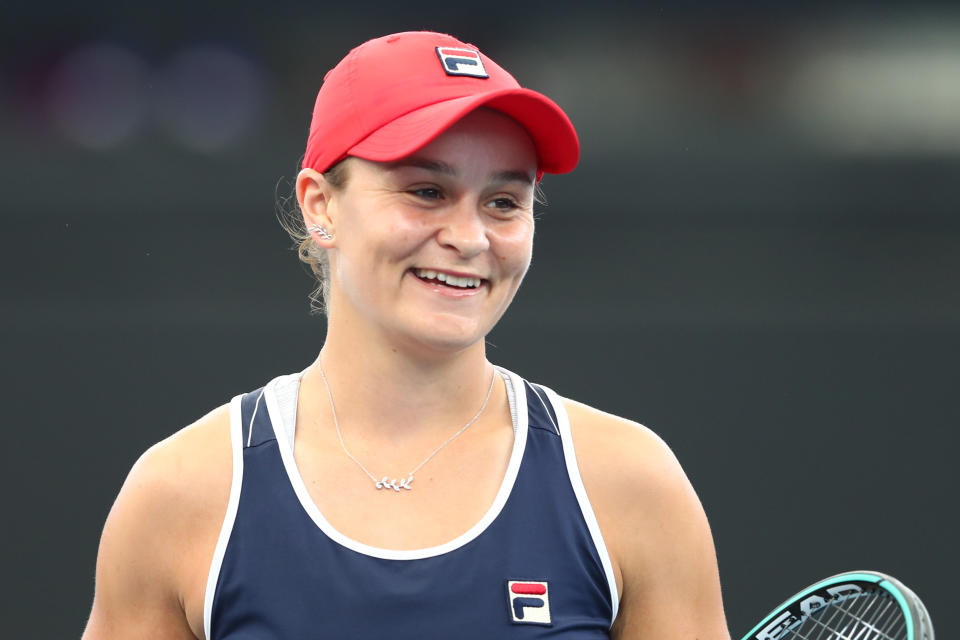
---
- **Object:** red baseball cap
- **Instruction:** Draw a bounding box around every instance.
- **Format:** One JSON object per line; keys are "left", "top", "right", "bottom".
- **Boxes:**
{"left": 303, "top": 31, "right": 579, "bottom": 179}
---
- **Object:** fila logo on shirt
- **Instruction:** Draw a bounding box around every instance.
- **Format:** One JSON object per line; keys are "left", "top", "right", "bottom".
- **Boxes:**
{"left": 436, "top": 47, "right": 489, "bottom": 78}
{"left": 507, "top": 580, "right": 551, "bottom": 625}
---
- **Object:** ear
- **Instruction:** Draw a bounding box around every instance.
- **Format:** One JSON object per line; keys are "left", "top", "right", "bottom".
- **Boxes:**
{"left": 296, "top": 168, "right": 337, "bottom": 247}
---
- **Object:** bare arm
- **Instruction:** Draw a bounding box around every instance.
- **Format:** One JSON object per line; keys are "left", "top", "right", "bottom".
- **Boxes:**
{"left": 566, "top": 400, "right": 730, "bottom": 640}
{"left": 82, "top": 406, "right": 231, "bottom": 640}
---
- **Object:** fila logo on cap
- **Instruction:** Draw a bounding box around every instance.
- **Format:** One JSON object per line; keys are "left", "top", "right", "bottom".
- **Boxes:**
{"left": 507, "top": 580, "right": 551, "bottom": 625}
{"left": 436, "top": 47, "right": 489, "bottom": 78}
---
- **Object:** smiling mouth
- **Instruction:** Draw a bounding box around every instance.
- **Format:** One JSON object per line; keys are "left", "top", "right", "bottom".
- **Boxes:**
{"left": 411, "top": 268, "right": 485, "bottom": 289}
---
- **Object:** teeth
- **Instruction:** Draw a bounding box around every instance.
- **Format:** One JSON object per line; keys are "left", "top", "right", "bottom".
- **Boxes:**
{"left": 414, "top": 269, "right": 481, "bottom": 288}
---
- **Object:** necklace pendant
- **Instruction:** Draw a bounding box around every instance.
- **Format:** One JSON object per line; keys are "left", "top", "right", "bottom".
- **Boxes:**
{"left": 376, "top": 475, "right": 414, "bottom": 492}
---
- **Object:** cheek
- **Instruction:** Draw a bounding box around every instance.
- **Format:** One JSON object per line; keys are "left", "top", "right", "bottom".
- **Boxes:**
{"left": 493, "top": 224, "right": 534, "bottom": 275}
{"left": 379, "top": 213, "right": 437, "bottom": 256}
{"left": 346, "top": 217, "right": 424, "bottom": 266}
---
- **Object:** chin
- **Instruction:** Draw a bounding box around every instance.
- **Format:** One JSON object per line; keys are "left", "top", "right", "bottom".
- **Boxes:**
{"left": 400, "top": 315, "right": 489, "bottom": 354}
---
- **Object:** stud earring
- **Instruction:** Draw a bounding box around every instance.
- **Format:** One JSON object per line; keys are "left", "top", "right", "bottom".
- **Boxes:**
{"left": 308, "top": 224, "right": 333, "bottom": 240}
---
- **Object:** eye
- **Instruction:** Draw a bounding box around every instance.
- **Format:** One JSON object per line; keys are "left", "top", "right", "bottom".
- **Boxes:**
{"left": 487, "top": 197, "right": 519, "bottom": 212}
{"left": 409, "top": 187, "right": 443, "bottom": 200}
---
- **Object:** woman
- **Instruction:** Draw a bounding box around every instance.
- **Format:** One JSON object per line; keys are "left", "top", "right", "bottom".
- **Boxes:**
{"left": 83, "top": 31, "right": 729, "bottom": 639}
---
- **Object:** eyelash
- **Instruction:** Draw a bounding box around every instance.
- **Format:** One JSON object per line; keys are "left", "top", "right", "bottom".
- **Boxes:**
{"left": 410, "top": 187, "right": 442, "bottom": 200}
{"left": 488, "top": 197, "right": 519, "bottom": 212}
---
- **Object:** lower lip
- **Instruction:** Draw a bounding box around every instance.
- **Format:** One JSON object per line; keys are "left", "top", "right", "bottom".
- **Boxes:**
{"left": 407, "top": 271, "right": 486, "bottom": 298}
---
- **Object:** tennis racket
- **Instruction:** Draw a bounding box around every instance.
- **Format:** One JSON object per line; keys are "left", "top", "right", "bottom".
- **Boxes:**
{"left": 741, "top": 570, "right": 934, "bottom": 640}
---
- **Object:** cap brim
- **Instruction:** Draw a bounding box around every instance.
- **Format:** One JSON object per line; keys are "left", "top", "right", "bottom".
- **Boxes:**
{"left": 347, "top": 88, "right": 579, "bottom": 175}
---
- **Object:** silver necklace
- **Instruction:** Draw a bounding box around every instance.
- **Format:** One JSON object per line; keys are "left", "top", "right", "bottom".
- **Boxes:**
{"left": 316, "top": 363, "right": 497, "bottom": 492}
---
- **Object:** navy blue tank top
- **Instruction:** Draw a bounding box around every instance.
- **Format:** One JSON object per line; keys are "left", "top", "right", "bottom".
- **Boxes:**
{"left": 203, "top": 368, "right": 618, "bottom": 639}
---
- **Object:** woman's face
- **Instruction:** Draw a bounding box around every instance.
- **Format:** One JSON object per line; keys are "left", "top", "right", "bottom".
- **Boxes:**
{"left": 325, "top": 108, "right": 538, "bottom": 356}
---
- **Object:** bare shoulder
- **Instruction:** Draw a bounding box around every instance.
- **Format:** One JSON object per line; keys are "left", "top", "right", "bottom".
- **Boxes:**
{"left": 560, "top": 398, "right": 696, "bottom": 560}
{"left": 560, "top": 397, "right": 729, "bottom": 639}
{"left": 562, "top": 398, "right": 687, "bottom": 503}
{"left": 110, "top": 403, "right": 233, "bottom": 553}
{"left": 129, "top": 403, "right": 234, "bottom": 523}
{"left": 83, "top": 403, "right": 234, "bottom": 639}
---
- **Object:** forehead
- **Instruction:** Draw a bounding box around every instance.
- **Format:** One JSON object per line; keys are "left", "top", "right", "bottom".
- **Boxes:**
{"left": 363, "top": 109, "right": 538, "bottom": 184}
{"left": 381, "top": 156, "right": 535, "bottom": 187}
{"left": 422, "top": 108, "right": 537, "bottom": 163}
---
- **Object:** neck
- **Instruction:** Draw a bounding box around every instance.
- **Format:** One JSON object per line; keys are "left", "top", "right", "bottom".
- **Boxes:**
{"left": 302, "top": 319, "right": 494, "bottom": 441}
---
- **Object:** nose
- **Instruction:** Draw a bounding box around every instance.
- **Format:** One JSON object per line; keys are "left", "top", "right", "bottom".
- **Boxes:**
{"left": 436, "top": 201, "right": 490, "bottom": 258}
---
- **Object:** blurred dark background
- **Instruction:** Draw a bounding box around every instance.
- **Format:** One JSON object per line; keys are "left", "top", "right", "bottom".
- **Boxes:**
{"left": 3, "top": 1, "right": 957, "bottom": 636}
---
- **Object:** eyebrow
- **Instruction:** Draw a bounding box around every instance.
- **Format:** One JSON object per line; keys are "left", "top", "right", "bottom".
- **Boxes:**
{"left": 490, "top": 169, "right": 536, "bottom": 185}
{"left": 386, "top": 157, "right": 535, "bottom": 185}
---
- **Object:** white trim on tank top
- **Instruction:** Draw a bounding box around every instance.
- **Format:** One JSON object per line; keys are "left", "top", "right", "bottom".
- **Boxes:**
{"left": 263, "top": 366, "right": 529, "bottom": 561}
{"left": 540, "top": 384, "right": 621, "bottom": 626}
{"left": 203, "top": 395, "right": 246, "bottom": 640}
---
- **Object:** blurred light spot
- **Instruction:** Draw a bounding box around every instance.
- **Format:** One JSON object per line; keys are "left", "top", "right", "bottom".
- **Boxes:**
{"left": 781, "top": 29, "right": 960, "bottom": 154}
{"left": 46, "top": 43, "right": 148, "bottom": 150}
{"left": 155, "top": 45, "right": 265, "bottom": 152}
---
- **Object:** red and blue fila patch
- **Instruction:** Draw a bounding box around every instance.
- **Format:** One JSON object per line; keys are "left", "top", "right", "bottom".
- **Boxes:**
{"left": 435, "top": 47, "right": 489, "bottom": 78}
{"left": 507, "top": 580, "right": 551, "bottom": 625}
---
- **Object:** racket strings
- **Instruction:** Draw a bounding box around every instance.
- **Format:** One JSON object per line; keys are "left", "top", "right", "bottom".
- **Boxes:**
{"left": 781, "top": 591, "right": 907, "bottom": 640}
{"left": 816, "top": 593, "right": 903, "bottom": 640}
